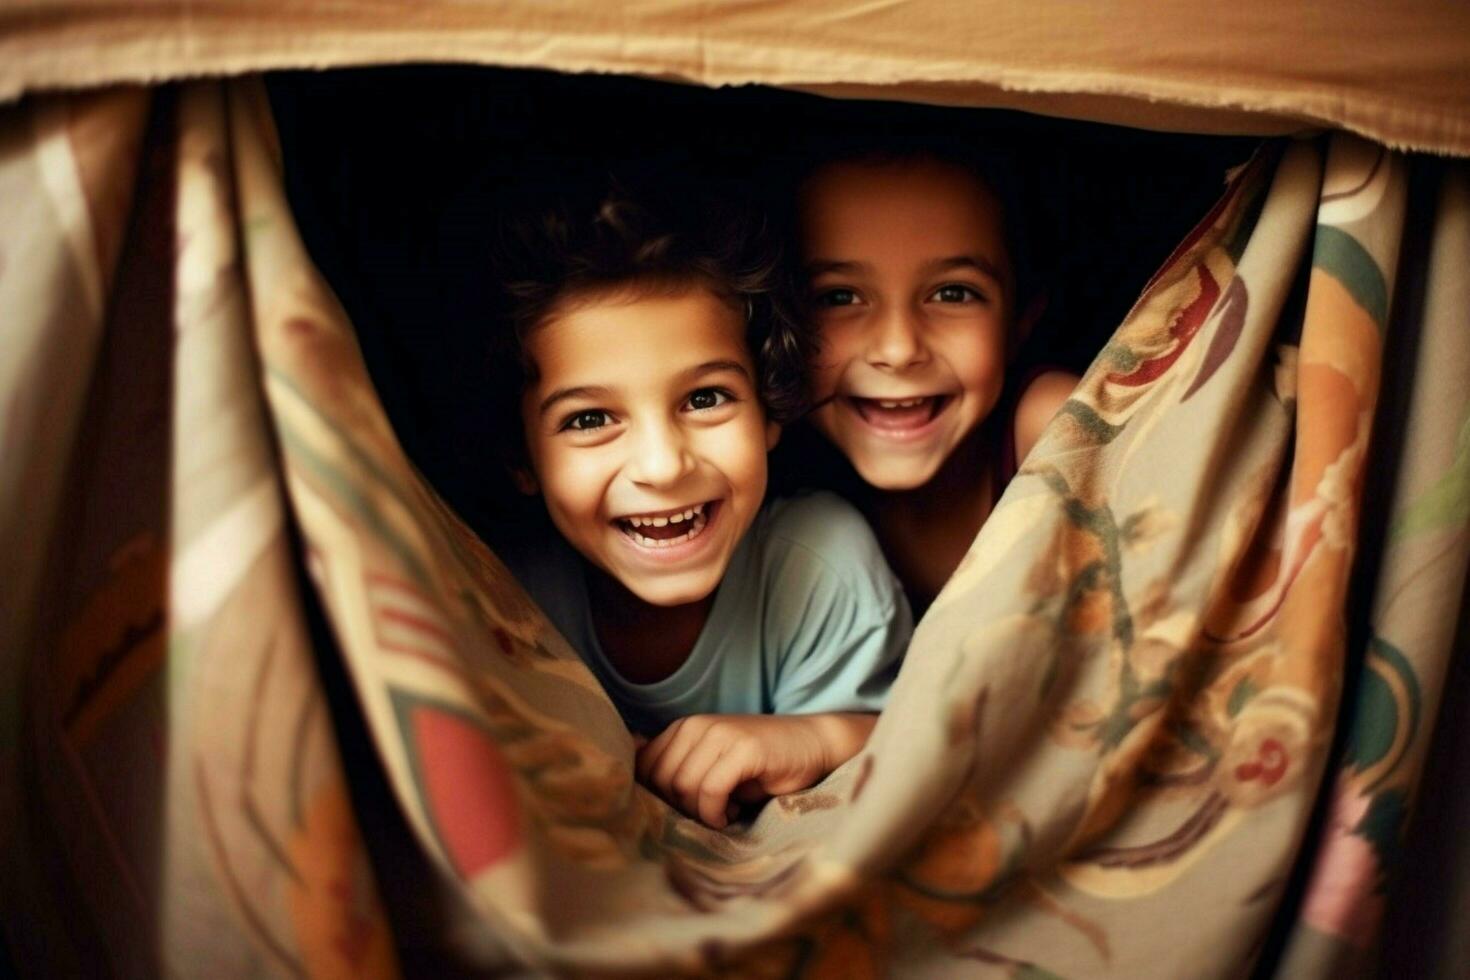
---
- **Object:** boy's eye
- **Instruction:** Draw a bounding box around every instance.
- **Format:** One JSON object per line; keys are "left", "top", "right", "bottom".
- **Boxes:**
{"left": 929, "top": 284, "right": 984, "bottom": 303}
{"left": 813, "top": 287, "right": 859, "bottom": 308}
{"left": 684, "top": 387, "right": 733, "bottom": 412}
{"left": 560, "top": 409, "right": 613, "bottom": 432}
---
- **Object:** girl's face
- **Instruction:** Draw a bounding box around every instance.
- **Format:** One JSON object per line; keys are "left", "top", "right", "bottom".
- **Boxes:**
{"left": 799, "top": 159, "right": 1014, "bottom": 491}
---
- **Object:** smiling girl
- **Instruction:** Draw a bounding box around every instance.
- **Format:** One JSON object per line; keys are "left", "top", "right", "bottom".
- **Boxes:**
{"left": 796, "top": 150, "right": 1079, "bottom": 613}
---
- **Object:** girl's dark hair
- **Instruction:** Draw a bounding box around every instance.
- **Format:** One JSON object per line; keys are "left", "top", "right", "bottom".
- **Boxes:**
{"left": 486, "top": 177, "right": 809, "bottom": 457}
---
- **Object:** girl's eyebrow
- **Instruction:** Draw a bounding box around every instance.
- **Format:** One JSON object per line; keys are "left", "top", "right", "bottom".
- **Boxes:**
{"left": 538, "top": 384, "right": 611, "bottom": 417}
{"left": 805, "top": 258, "right": 867, "bottom": 277}
{"left": 923, "top": 255, "right": 1004, "bottom": 282}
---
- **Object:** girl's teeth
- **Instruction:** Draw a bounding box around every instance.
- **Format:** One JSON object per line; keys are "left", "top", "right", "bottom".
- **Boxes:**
{"left": 877, "top": 397, "right": 926, "bottom": 409}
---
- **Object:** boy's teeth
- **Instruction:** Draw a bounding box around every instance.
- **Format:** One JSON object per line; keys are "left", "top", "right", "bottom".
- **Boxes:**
{"left": 624, "top": 503, "right": 704, "bottom": 528}
{"left": 877, "top": 397, "right": 927, "bottom": 409}
{"left": 623, "top": 508, "right": 709, "bottom": 548}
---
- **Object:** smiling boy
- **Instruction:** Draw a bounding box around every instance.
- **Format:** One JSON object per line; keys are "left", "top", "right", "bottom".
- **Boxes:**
{"left": 489, "top": 183, "right": 911, "bottom": 829}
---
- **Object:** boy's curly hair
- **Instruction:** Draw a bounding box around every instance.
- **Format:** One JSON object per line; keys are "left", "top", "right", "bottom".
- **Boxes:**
{"left": 487, "top": 177, "right": 810, "bottom": 460}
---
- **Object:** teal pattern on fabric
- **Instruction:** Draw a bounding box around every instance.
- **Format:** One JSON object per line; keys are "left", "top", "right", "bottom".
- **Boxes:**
{"left": 1311, "top": 225, "right": 1389, "bottom": 331}
{"left": 1344, "top": 637, "right": 1421, "bottom": 791}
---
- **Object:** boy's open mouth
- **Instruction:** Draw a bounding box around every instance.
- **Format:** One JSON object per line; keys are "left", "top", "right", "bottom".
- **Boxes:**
{"left": 614, "top": 501, "right": 715, "bottom": 549}
{"left": 849, "top": 395, "right": 950, "bottom": 430}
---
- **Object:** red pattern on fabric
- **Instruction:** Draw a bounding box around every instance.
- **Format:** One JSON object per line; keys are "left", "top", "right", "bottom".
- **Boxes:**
{"left": 1107, "top": 264, "right": 1220, "bottom": 387}
{"left": 411, "top": 705, "right": 522, "bottom": 878}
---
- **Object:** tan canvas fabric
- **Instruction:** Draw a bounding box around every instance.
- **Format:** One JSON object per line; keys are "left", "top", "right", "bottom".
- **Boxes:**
{"left": 1, "top": 1, "right": 1469, "bottom": 155}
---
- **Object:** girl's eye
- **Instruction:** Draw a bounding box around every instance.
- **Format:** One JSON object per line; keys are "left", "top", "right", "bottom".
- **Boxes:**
{"left": 930, "top": 284, "right": 984, "bottom": 304}
{"left": 560, "top": 409, "right": 612, "bottom": 432}
{"left": 684, "top": 387, "right": 733, "bottom": 412}
{"left": 813, "top": 287, "right": 859, "bottom": 308}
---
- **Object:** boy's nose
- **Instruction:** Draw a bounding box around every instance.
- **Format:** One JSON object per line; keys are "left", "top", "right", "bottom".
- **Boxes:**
{"left": 626, "top": 421, "right": 696, "bottom": 488}
{"left": 865, "top": 306, "right": 929, "bottom": 371}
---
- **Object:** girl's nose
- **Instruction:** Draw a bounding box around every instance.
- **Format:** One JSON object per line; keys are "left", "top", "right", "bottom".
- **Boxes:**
{"left": 626, "top": 420, "right": 696, "bottom": 488}
{"left": 865, "top": 305, "right": 930, "bottom": 371}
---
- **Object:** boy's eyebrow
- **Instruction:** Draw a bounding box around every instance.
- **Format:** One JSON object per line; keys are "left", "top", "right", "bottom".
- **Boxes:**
{"left": 537, "top": 384, "right": 611, "bottom": 417}
{"left": 806, "top": 255, "right": 1005, "bottom": 281}
{"left": 925, "top": 254, "right": 1006, "bottom": 282}
{"left": 681, "top": 359, "right": 752, "bottom": 383}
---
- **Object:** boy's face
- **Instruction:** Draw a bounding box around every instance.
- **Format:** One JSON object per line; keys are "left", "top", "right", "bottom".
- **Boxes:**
{"left": 800, "top": 159, "right": 1014, "bottom": 491}
{"left": 519, "top": 286, "right": 777, "bottom": 607}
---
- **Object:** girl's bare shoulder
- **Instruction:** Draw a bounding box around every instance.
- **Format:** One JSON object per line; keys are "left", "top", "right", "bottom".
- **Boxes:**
{"left": 1013, "top": 369, "right": 1080, "bottom": 462}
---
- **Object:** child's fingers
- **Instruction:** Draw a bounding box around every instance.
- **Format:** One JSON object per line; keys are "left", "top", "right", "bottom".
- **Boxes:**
{"left": 635, "top": 719, "right": 774, "bottom": 828}
{"left": 635, "top": 719, "right": 684, "bottom": 785}
{"left": 695, "top": 742, "right": 759, "bottom": 829}
{"left": 644, "top": 720, "right": 708, "bottom": 801}
{"left": 666, "top": 729, "right": 730, "bottom": 817}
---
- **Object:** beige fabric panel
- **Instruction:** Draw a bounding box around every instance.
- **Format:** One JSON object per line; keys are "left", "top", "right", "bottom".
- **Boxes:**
{"left": 2, "top": 0, "right": 1469, "bottom": 154}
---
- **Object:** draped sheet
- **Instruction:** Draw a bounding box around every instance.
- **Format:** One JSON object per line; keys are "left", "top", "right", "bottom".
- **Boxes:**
{"left": 2, "top": 1, "right": 1470, "bottom": 157}
{"left": 1, "top": 80, "right": 1468, "bottom": 977}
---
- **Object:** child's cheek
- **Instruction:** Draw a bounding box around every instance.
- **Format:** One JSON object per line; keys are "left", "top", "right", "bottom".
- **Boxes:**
{"left": 809, "top": 357, "right": 843, "bottom": 401}
{"left": 811, "top": 318, "right": 864, "bottom": 388}
{"left": 957, "top": 321, "right": 1007, "bottom": 404}
{"left": 690, "top": 415, "right": 770, "bottom": 544}
{"left": 704, "top": 415, "right": 770, "bottom": 492}
{"left": 538, "top": 445, "right": 609, "bottom": 519}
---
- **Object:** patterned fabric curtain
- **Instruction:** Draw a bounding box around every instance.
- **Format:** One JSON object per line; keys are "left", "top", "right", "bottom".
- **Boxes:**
{"left": 2, "top": 80, "right": 1466, "bottom": 978}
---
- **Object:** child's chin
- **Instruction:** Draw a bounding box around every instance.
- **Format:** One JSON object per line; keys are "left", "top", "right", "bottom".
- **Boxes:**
{"left": 623, "top": 574, "right": 720, "bottom": 609}
{"left": 854, "top": 457, "right": 941, "bottom": 492}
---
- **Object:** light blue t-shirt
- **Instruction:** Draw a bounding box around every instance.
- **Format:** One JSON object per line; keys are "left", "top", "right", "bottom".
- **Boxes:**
{"left": 499, "top": 492, "right": 912, "bottom": 735}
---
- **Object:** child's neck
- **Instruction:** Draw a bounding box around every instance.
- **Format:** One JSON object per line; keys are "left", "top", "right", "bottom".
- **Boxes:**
{"left": 586, "top": 567, "right": 714, "bottom": 684}
{"left": 866, "top": 423, "right": 995, "bottom": 615}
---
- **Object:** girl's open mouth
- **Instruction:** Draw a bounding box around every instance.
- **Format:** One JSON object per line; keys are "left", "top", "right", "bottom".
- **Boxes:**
{"left": 849, "top": 395, "right": 950, "bottom": 432}
{"left": 614, "top": 500, "right": 716, "bottom": 549}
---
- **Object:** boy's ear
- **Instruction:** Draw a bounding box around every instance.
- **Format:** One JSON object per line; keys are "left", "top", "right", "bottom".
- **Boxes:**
{"left": 765, "top": 421, "right": 781, "bottom": 452}
{"left": 511, "top": 467, "right": 540, "bottom": 496}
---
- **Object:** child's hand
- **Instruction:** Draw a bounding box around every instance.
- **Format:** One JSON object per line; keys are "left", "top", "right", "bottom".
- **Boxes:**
{"left": 635, "top": 713, "right": 875, "bottom": 829}
{"left": 636, "top": 715, "right": 826, "bottom": 828}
